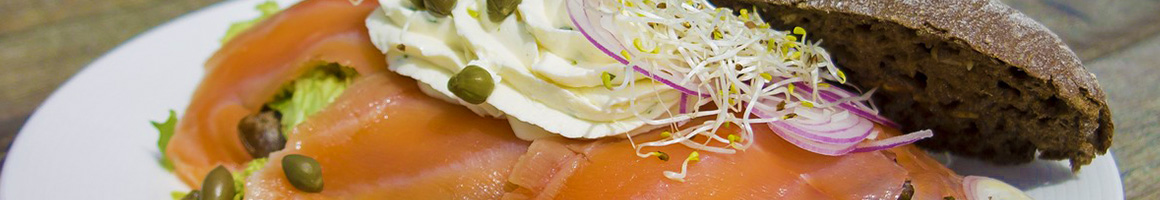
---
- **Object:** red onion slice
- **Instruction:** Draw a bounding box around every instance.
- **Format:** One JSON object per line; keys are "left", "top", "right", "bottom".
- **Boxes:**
{"left": 963, "top": 176, "right": 981, "bottom": 199}
{"left": 755, "top": 106, "right": 933, "bottom": 155}
{"left": 850, "top": 129, "right": 932, "bottom": 153}
{"left": 679, "top": 93, "right": 689, "bottom": 113}
{"left": 766, "top": 121, "right": 857, "bottom": 155}
{"left": 962, "top": 176, "right": 1032, "bottom": 200}
{"left": 565, "top": 0, "right": 709, "bottom": 97}
{"left": 766, "top": 109, "right": 874, "bottom": 144}
{"left": 795, "top": 83, "right": 901, "bottom": 128}
{"left": 565, "top": 0, "right": 928, "bottom": 156}
{"left": 564, "top": 0, "right": 628, "bottom": 63}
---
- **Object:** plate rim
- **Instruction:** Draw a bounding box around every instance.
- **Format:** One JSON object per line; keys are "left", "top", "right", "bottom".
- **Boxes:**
{"left": 0, "top": 0, "right": 1125, "bottom": 199}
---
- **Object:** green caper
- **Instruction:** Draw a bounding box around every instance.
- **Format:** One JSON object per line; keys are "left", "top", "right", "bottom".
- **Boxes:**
{"left": 423, "top": 0, "right": 457, "bottom": 17}
{"left": 180, "top": 190, "right": 200, "bottom": 200}
{"left": 447, "top": 65, "right": 495, "bottom": 104}
{"left": 898, "top": 181, "right": 914, "bottom": 200}
{"left": 487, "top": 0, "right": 521, "bottom": 22}
{"left": 201, "top": 166, "right": 235, "bottom": 200}
{"left": 410, "top": 0, "right": 427, "bottom": 10}
{"left": 282, "top": 154, "right": 324, "bottom": 193}
{"left": 238, "top": 109, "right": 285, "bottom": 159}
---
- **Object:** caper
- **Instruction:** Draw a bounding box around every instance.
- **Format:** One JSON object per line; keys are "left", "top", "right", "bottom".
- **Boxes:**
{"left": 180, "top": 190, "right": 200, "bottom": 200}
{"left": 282, "top": 154, "right": 324, "bottom": 193}
{"left": 423, "top": 0, "right": 457, "bottom": 17}
{"left": 201, "top": 166, "right": 235, "bottom": 200}
{"left": 487, "top": 0, "right": 521, "bottom": 22}
{"left": 898, "top": 181, "right": 914, "bottom": 200}
{"left": 410, "top": 0, "right": 426, "bottom": 10}
{"left": 238, "top": 109, "right": 286, "bottom": 158}
{"left": 654, "top": 151, "right": 670, "bottom": 161}
{"left": 447, "top": 65, "right": 494, "bottom": 104}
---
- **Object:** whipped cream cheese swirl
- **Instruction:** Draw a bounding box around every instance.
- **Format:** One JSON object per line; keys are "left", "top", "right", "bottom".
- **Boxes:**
{"left": 367, "top": 0, "right": 684, "bottom": 139}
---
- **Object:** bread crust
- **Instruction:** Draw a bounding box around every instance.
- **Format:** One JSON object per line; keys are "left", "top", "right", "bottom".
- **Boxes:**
{"left": 715, "top": 0, "right": 1113, "bottom": 169}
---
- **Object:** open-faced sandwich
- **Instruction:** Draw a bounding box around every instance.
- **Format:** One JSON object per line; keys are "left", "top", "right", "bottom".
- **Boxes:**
{"left": 155, "top": 0, "right": 1113, "bottom": 199}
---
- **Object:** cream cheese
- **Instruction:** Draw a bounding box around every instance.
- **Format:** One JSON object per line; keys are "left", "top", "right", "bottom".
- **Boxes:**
{"left": 366, "top": 0, "right": 682, "bottom": 139}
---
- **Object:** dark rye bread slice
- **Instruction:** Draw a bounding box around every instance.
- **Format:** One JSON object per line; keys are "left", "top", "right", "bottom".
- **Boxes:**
{"left": 709, "top": 0, "right": 1114, "bottom": 170}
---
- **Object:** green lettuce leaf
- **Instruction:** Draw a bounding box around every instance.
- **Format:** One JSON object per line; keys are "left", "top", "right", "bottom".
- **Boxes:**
{"left": 170, "top": 191, "right": 188, "bottom": 200}
{"left": 152, "top": 110, "right": 178, "bottom": 171}
{"left": 268, "top": 63, "right": 358, "bottom": 135}
{"left": 231, "top": 158, "right": 269, "bottom": 200}
{"left": 221, "top": 1, "right": 281, "bottom": 44}
{"left": 171, "top": 158, "right": 267, "bottom": 200}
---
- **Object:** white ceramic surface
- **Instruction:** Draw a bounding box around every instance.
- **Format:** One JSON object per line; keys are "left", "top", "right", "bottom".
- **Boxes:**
{"left": 0, "top": 0, "right": 1124, "bottom": 199}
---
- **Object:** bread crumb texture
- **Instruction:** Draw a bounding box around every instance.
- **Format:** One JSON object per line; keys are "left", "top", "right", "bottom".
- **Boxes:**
{"left": 710, "top": 0, "right": 1113, "bottom": 170}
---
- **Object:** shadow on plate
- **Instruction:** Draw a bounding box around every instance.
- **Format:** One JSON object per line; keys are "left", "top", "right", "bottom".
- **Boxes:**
{"left": 929, "top": 152, "right": 1075, "bottom": 190}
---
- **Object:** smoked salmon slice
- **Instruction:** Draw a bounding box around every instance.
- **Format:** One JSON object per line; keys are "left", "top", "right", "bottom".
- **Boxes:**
{"left": 504, "top": 124, "right": 965, "bottom": 200}
{"left": 244, "top": 73, "right": 529, "bottom": 199}
{"left": 169, "top": 0, "right": 969, "bottom": 199}
{"left": 168, "top": 0, "right": 386, "bottom": 186}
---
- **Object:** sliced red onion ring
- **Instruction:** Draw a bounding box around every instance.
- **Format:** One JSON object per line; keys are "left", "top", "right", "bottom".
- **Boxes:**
{"left": 767, "top": 122, "right": 869, "bottom": 155}
{"left": 763, "top": 107, "right": 874, "bottom": 144}
{"left": 962, "top": 176, "right": 1033, "bottom": 200}
{"left": 790, "top": 121, "right": 873, "bottom": 142}
{"left": 769, "top": 121, "right": 869, "bottom": 145}
{"left": 679, "top": 93, "right": 689, "bottom": 113}
{"left": 565, "top": 0, "right": 627, "bottom": 63}
{"left": 850, "top": 129, "right": 932, "bottom": 153}
{"left": 754, "top": 105, "right": 932, "bottom": 155}
{"left": 565, "top": 0, "right": 710, "bottom": 97}
{"left": 752, "top": 108, "right": 857, "bottom": 154}
{"left": 963, "top": 176, "right": 982, "bottom": 199}
{"left": 565, "top": 0, "right": 925, "bottom": 156}
{"left": 795, "top": 83, "right": 901, "bottom": 128}
{"left": 766, "top": 121, "right": 856, "bottom": 155}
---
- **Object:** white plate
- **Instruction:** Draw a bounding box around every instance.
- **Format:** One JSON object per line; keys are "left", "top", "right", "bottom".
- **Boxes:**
{"left": 0, "top": 0, "right": 1124, "bottom": 199}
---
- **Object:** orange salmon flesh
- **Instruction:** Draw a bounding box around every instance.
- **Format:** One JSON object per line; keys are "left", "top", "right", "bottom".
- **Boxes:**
{"left": 167, "top": 0, "right": 967, "bottom": 199}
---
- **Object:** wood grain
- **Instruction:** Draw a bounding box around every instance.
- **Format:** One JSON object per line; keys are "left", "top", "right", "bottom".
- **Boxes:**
{"left": 1002, "top": 0, "right": 1160, "bottom": 61}
{"left": 1085, "top": 35, "right": 1160, "bottom": 200}
{"left": 1002, "top": 1, "right": 1160, "bottom": 198}
{"left": 0, "top": 0, "right": 223, "bottom": 177}
{"left": 0, "top": 0, "right": 1156, "bottom": 198}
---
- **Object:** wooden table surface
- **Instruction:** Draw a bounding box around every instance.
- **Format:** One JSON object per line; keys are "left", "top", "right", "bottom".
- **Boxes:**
{"left": 1, "top": 0, "right": 1157, "bottom": 198}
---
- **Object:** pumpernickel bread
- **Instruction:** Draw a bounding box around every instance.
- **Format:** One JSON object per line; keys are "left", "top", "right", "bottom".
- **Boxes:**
{"left": 709, "top": 0, "right": 1114, "bottom": 170}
